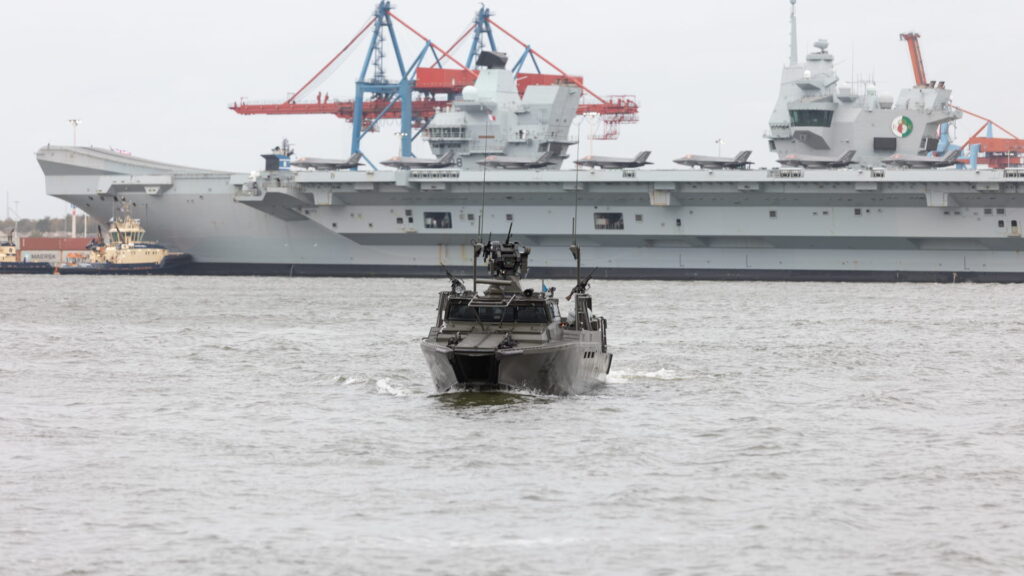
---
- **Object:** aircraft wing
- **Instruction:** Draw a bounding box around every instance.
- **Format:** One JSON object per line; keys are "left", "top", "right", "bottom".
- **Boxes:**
{"left": 777, "top": 155, "right": 810, "bottom": 167}
{"left": 674, "top": 154, "right": 729, "bottom": 168}
{"left": 883, "top": 150, "right": 960, "bottom": 168}
{"left": 778, "top": 154, "right": 846, "bottom": 168}
{"left": 293, "top": 157, "right": 360, "bottom": 170}
{"left": 576, "top": 156, "right": 631, "bottom": 168}
{"left": 382, "top": 151, "right": 456, "bottom": 169}
{"left": 577, "top": 152, "right": 651, "bottom": 169}
{"left": 381, "top": 157, "right": 428, "bottom": 168}
{"left": 483, "top": 154, "right": 554, "bottom": 169}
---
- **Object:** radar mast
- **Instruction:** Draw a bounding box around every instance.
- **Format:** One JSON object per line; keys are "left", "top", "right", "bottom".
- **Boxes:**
{"left": 789, "top": 0, "right": 799, "bottom": 66}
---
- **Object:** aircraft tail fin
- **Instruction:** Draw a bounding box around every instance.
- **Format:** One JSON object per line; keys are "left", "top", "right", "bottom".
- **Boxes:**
{"left": 838, "top": 150, "right": 856, "bottom": 164}
{"left": 347, "top": 153, "right": 364, "bottom": 165}
{"left": 635, "top": 151, "right": 652, "bottom": 164}
{"left": 734, "top": 150, "right": 753, "bottom": 164}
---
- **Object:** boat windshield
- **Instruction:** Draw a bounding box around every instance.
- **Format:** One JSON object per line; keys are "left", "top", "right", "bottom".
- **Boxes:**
{"left": 515, "top": 305, "right": 549, "bottom": 323}
{"left": 475, "top": 306, "right": 515, "bottom": 323}
{"left": 446, "top": 302, "right": 550, "bottom": 323}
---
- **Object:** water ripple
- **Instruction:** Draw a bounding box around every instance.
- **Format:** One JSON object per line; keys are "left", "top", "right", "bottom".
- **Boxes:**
{"left": 1, "top": 276, "right": 1022, "bottom": 575}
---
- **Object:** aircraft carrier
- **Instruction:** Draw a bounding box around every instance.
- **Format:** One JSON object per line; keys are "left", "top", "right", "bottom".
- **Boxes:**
{"left": 36, "top": 3, "right": 1024, "bottom": 282}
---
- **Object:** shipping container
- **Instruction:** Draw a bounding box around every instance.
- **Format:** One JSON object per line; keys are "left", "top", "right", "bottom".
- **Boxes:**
{"left": 20, "top": 238, "right": 92, "bottom": 251}
{"left": 21, "top": 250, "right": 61, "bottom": 263}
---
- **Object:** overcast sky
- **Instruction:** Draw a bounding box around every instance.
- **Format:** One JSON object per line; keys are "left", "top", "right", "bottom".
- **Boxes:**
{"left": 5, "top": 0, "right": 1023, "bottom": 218}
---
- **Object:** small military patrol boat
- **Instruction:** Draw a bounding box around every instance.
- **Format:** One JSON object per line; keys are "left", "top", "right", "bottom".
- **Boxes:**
{"left": 0, "top": 230, "right": 53, "bottom": 273}
{"left": 58, "top": 202, "right": 190, "bottom": 274}
{"left": 421, "top": 225, "right": 612, "bottom": 395}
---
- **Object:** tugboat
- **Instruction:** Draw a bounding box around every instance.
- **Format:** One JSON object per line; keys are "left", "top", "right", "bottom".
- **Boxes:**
{"left": 58, "top": 201, "right": 191, "bottom": 274}
{"left": 421, "top": 225, "right": 612, "bottom": 395}
{"left": 0, "top": 230, "right": 53, "bottom": 273}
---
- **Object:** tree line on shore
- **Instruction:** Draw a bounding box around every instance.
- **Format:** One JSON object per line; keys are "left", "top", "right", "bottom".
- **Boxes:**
{"left": 1, "top": 215, "right": 90, "bottom": 237}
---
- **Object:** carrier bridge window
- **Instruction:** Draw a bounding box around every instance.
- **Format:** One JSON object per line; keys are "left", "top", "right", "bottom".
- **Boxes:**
{"left": 594, "top": 212, "right": 625, "bottom": 230}
{"left": 423, "top": 212, "right": 452, "bottom": 229}
{"left": 789, "top": 110, "right": 834, "bottom": 127}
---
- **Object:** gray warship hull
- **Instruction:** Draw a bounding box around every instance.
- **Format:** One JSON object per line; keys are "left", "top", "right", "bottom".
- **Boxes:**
{"left": 38, "top": 146, "right": 1024, "bottom": 282}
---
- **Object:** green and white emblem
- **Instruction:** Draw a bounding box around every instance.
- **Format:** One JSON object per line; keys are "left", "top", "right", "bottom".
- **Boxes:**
{"left": 891, "top": 116, "right": 914, "bottom": 138}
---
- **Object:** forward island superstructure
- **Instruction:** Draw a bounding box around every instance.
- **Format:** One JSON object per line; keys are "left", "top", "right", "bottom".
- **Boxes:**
{"left": 36, "top": 3, "right": 1024, "bottom": 281}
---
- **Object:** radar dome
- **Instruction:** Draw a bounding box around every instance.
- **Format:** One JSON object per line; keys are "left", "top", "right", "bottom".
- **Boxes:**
{"left": 814, "top": 38, "right": 829, "bottom": 52}
{"left": 803, "top": 69, "right": 812, "bottom": 79}
{"left": 866, "top": 83, "right": 878, "bottom": 95}
{"left": 462, "top": 85, "right": 478, "bottom": 101}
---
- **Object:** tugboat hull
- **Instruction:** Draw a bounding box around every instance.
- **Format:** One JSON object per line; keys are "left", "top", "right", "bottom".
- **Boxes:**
{"left": 0, "top": 262, "right": 55, "bottom": 274}
{"left": 422, "top": 341, "right": 611, "bottom": 396}
{"left": 57, "top": 254, "right": 192, "bottom": 275}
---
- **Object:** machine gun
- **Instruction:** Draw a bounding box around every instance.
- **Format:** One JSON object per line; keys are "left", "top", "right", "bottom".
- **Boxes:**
{"left": 485, "top": 223, "right": 530, "bottom": 280}
{"left": 440, "top": 263, "right": 466, "bottom": 295}
{"left": 565, "top": 267, "right": 598, "bottom": 301}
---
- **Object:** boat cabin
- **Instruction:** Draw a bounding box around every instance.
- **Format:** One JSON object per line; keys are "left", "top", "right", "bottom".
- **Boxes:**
{"left": 444, "top": 296, "right": 560, "bottom": 325}
{"left": 108, "top": 217, "right": 146, "bottom": 245}
{"left": 1, "top": 240, "right": 17, "bottom": 263}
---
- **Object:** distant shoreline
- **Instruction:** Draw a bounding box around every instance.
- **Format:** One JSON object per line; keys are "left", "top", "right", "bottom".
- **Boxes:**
{"left": 2, "top": 215, "right": 89, "bottom": 237}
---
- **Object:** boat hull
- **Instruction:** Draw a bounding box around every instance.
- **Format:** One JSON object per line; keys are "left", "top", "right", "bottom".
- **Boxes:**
{"left": 57, "top": 254, "right": 192, "bottom": 275}
{"left": 421, "top": 341, "right": 611, "bottom": 395}
{"left": 0, "top": 262, "right": 55, "bottom": 274}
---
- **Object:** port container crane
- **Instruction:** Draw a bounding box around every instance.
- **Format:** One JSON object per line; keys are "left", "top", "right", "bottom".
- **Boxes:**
{"left": 230, "top": 2, "right": 639, "bottom": 165}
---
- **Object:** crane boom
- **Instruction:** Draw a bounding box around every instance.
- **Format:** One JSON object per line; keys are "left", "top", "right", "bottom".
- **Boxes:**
{"left": 230, "top": 1, "right": 640, "bottom": 159}
{"left": 899, "top": 32, "right": 927, "bottom": 87}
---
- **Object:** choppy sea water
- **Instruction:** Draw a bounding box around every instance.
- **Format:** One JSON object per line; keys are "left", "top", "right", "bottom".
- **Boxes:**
{"left": 1, "top": 275, "right": 1023, "bottom": 575}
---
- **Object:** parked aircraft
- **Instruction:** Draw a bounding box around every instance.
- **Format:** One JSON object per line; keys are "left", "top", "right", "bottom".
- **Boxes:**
{"left": 777, "top": 150, "right": 856, "bottom": 168}
{"left": 380, "top": 151, "right": 456, "bottom": 169}
{"left": 575, "top": 151, "right": 652, "bottom": 169}
{"left": 674, "top": 150, "right": 753, "bottom": 169}
{"left": 480, "top": 150, "right": 559, "bottom": 169}
{"left": 292, "top": 153, "right": 364, "bottom": 170}
{"left": 882, "top": 149, "right": 961, "bottom": 169}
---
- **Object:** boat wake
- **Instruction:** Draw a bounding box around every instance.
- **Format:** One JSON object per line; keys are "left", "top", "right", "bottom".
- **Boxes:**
{"left": 334, "top": 374, "right": 416, "bottom": 397}
{"left": 606, "top": 367, "right": 689, "bottom": 384}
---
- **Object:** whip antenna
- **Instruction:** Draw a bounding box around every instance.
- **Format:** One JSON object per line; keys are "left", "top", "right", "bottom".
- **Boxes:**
{"left": 571, "top": 118, "right": 582, "bottom": 288}
{"left": 473, "top": 112, "right": 490, "bottom": 292}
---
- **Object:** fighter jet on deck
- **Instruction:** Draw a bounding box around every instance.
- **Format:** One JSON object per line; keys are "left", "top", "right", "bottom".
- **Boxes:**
{"left": 674, "top": 150, "right": 753, "bottom": 169}
{"left": 380, "top": 151, "right": 457, "bottom": 170}
{"left": 881, "top": 149, "right": 962, "bottom": 169}
{"left": 574, "top": 151, "right": 652, "bottom": 169}
{"left": 480, "top": 150, "right": 559, "bottom": 169}
{"left": 777, "top": 150, "right": 856, "bottom": 169}
{"left": 292, "top": 153, "right": 364, "bottom": 170}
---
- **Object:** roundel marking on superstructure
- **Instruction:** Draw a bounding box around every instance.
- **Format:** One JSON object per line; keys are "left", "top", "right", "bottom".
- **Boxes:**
{"left": 891, "top": 116, "right": 914, "bottom": 138}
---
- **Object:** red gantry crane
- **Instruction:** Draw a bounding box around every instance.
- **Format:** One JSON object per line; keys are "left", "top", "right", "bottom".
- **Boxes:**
{"left": 230, "top": 2, "right": 639, "bottom": 167}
